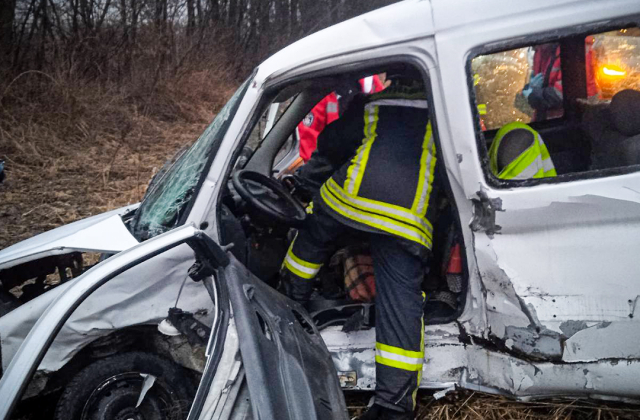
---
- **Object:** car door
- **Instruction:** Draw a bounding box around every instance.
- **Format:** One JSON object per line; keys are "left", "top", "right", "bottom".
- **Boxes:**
{"left": 0, "top": 225, "right": 347, "bottom": 420}
{"left": 446, "top": 7, "right": 640, "bottom": 364}
{"left": 224, "top": 256, "right": 348, "bottom": 420}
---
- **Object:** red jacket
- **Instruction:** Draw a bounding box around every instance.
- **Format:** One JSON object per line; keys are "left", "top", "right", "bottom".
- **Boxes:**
{"left": 528, "top": 42, "right": 598, "bottom": 120}
{"left": 298, "top": 76, "right": 384, "bottom": 162}
{"left": 298, "top": 93, "right": 340, "bottom": 162}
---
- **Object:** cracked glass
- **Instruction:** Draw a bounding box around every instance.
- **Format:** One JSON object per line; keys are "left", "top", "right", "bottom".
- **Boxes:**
{"left": 132, "top": 78, "right": 252, "bottom": 241}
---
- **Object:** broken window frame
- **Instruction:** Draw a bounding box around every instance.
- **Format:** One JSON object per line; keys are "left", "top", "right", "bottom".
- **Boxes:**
{"left": 131, "top": 77, "right": 254, "bottom": 241}
{"left": 214, "top": 55, "right": 472, "bottom": 326}
{"left": 467, "top": 16, "right": 640, "bottom": 190}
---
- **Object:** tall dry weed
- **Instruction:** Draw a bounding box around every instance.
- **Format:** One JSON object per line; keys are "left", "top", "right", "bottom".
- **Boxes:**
{"left": 0, "top": 54, "right": 237, "bottom": 248}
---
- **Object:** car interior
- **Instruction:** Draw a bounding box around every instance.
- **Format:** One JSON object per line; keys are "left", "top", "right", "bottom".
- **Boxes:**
{"left": 217, "top": 63, "right": 468, "bottom": 332}
{"left": 474, "top": 26, "right": 640, "bottom": 181}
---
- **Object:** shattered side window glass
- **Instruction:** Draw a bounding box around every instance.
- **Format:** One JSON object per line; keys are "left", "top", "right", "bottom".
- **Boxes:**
{"left": 592, "top": 28, "right": 640, "bottom": 99}
{"left": 472, "top": 47, "right": 553, "bottom": 130}
{"left": 132, "top": 78, "right": 252, "bottom": 241}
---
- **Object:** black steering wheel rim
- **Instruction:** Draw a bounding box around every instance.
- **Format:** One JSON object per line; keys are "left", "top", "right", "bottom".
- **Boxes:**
{"left": 232, "top": 169, "right": 307, "bottom": 227}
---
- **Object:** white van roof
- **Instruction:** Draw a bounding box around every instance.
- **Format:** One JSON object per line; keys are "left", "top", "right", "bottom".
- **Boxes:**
{"left": 256, "top": 0, "right": 433, "bottom": 84}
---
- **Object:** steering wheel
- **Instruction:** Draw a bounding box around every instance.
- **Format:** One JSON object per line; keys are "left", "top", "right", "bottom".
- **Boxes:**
{"left": 232, "top": 170, "right": 307, "bottom": 227}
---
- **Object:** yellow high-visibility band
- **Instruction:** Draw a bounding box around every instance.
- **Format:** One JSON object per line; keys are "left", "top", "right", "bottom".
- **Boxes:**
{"left": 320, "top": 185, "right": 432, "bottom": 249}
{"left": 283, "top": 239, "right": 322, "bottom": 280}
{"left": 376, "top": 342, "right": 424, "bottom": 359}
{"left": 345, "top": 105, "right": 378, "bottom": 195}
{"left": 326, "top": 179, "right": 432, "bottom": 238}
{"left": 375, "top": 355, "right": 424, "bottom": 372}
{"left": 411, "top": 122, "right": 437, "bottom": 216}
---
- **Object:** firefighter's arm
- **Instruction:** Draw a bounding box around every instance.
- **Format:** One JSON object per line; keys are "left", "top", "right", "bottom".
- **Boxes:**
{"left": 315, "top": 94, "right": 366, "bottom": 164}
{"left": 526, "top": 72, "right": 563, "bottom": 112}
{"left": 527, "top": 85, "right": 563, "bottom": 111}
{"left": 293, "top": 95, "right": 366, "bottom": 197}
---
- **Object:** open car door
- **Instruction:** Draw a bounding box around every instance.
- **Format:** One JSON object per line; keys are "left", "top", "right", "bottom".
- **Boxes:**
{"left": 224, "top": 255, "right": 348, "bottom": 420}
{"left": 0, "top": 226, "right": 347, "bottom": 420}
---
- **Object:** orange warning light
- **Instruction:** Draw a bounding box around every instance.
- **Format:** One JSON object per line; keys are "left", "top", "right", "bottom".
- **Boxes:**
{"left": 602, "top": 65, "right": 626, "bottom": 77}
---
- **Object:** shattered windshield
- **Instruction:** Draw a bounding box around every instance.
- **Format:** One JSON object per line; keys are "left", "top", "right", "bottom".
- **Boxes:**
{"left": 132, "top": 78, "right": 252, "bottom": 241}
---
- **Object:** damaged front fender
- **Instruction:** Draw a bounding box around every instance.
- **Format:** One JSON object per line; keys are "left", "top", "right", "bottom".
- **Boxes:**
{"left": 0, "top": 204, "right": 139, "bottom": 272}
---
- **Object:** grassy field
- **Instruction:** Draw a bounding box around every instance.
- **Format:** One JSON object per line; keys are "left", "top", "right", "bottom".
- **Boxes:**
{"left": 2, "top": 75, "right": 640, "bottom": 420}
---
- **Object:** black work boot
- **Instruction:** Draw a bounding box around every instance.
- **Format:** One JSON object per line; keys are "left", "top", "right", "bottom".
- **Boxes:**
{"left": 278, "top": 270, "right": 313, "bottom": 302}
{"left": 354, "top": 403, "right": 413, "bottom": 420}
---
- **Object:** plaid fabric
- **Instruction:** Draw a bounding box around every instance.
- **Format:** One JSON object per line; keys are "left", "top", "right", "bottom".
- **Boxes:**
{"left": 343, "top": 248, "right": 376, "bottom": 302}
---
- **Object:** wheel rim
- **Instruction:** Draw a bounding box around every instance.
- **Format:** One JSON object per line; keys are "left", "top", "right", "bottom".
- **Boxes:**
{"left": 80, "top": 372, "right": 183, "bottom": 420}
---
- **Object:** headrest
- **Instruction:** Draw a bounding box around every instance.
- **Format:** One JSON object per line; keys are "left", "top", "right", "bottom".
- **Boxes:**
{"left": 610, "top": 89, "right": 640, "bottom": 137}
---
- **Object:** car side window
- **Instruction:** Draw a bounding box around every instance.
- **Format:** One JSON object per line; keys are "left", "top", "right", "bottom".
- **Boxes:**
{"left": 470, "top": 25, "right": 640, "bottom": 183}
{"left": 473, "top": 43, "right": 565, "bottom": 131}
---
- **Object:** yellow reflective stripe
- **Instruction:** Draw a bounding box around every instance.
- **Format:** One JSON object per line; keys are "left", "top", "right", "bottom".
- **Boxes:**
{"left": 413, "top": 292, "right": 426, "bottom": 408}
{"left": 284, "top": 259, "right": 315, "bottom": 279}
{"left": 411, "top": 122, "right": 436, "bottom": 216}
{"left": 376, "top": 342, "right": 423, "bottom": 359}
{"left": 345, "top": 105, "right": 378, "bottom": 195}
{"left": 477, "top": 103, "right": 487, "bottom": 115}
{"left": 283, "top": 238, "right": 322, "bottom": 280}
{"left": 375, "top": 341, "right": 425, "bottom": 372}
{"left": 367, "top": 99, "right": 429, "bottom": 109}
{"left": 320, "top": 185, "right": 431, "bottom": 248}
{"left": 327, "top": 178, "right": 432, "bottom": 237}
{"left": 375, "top": 355, "right": 424, "bottom": 372}
{"left": 287, "top": 250, "right": 322, "bottom": 270}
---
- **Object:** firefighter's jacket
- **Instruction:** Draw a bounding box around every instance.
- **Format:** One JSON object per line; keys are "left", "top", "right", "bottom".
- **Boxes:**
{"left": 300, "top": 89, "right": 437, "bottom": 250}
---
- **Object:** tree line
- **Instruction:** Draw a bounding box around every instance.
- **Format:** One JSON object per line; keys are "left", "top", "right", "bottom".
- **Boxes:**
{"left": 0, "top": 0, "right": 397, "bottom": 84}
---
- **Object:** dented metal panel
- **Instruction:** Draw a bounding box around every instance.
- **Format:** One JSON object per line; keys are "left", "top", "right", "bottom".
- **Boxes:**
{"left": 0, "top": 243, "right": 213, "bottom": 374}
{"left": 0, "top": 204, "right": 139, "bottom": 271}
{"left": 471, "top": 181, "right": 640, "bottom": 364}
{"left": 324, "top": 324, "right": 640, "bottom": 401}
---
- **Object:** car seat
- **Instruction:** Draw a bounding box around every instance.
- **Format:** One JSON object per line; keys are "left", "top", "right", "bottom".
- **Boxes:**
{"left": 583, "top": 89, "right": 640, "bottom": 170}
{"left": 495, "top": 127, "right": 537, "bottom": 174}
{"left": 489, "top": 122, "right": 557, "bottom": 179}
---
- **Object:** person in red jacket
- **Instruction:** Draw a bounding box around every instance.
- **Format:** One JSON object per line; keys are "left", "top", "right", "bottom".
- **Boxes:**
{"left": 522, "top": 39, "right": 598, "bottom": 121}
{"left": 298, "top": 75, "right": 385, "bottom": 162}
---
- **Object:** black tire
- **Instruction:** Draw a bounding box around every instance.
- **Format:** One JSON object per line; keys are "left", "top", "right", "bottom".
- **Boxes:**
{"left": 54, "top": 352, "right": 195, "bottom": 420}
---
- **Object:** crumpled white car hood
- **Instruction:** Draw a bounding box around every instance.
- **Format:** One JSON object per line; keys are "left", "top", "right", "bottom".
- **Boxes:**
{"left": 0, "top": 204, "right": 140, "bottom": 271}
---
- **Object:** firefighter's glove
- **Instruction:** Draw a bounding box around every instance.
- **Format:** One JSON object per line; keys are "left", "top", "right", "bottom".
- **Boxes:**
{"left": 529, "top": 73, "right": 544, "bottom": 89}
{"left": 282, "top": 174, "right": 315, "bottom": 203}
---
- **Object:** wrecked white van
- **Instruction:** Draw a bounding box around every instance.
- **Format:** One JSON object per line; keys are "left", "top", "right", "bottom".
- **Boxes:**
{"left": 2, "top": 0, "right": 640, "bottom": 418}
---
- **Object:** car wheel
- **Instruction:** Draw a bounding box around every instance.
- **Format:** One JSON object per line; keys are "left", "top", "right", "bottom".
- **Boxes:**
{"left": 54, "top": 351, "right": 195, "bottom": 420}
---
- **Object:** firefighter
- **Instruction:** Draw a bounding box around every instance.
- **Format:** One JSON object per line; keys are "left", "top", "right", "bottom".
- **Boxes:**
{"left": 282, "top": 71, "right": 436, "bottom": 419}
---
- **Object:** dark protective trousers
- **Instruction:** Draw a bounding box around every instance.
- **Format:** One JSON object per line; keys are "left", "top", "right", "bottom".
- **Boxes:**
{"left": 283, "top": 205, "right": 426, "bottom": 413}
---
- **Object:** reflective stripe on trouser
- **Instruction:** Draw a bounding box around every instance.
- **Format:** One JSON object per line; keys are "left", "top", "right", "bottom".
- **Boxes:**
{"left": 371, "top": 234, "right": 426, "bottom": 413}
{"left": 281, "top": 206, "right": 348, "bottom": 300}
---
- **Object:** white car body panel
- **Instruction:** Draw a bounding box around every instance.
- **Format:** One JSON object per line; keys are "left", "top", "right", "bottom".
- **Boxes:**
{"left": 0, "top": 242, "right": 213, "bottom": 397}
{"left": 0, "top": 204, "right": 139, "bottom": 270}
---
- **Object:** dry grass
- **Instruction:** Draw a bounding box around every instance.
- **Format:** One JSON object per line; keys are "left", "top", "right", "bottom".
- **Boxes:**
{"left": 346, "top": 391, "right": 640, "bottom": 419}
{"left": 0, "top": 67, "right": 237, "bottom": 249}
